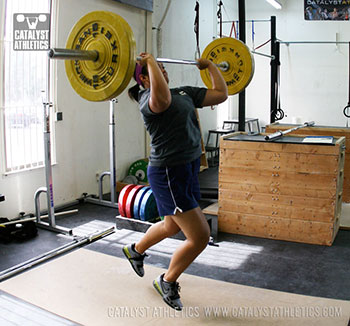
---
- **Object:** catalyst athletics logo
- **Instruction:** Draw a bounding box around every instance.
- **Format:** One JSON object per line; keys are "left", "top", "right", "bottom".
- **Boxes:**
{"left": 13, "top": 13, "right": 50, "bottom": 51}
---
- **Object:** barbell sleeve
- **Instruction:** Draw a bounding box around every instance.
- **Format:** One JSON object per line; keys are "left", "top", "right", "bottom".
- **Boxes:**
{"left": 48, "top": 48, "right": 99, "bottom": 61}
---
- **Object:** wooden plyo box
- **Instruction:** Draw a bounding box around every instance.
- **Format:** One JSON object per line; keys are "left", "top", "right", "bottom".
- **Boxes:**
{"left": 266, "top": 123, "right": 350, "bottom": 202}
{"left": 218, "top": 132, "right": 345, "bottom": 246}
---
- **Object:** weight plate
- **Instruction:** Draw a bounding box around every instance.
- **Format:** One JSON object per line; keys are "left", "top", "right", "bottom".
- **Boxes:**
{"left": 122, "top": 175, "right": 138, "bottom": 185}
{"left": 125, "top": 185, "right": 145, "bottom": 218}
{"left": 65, "top": 11, "right": 136, "bottom": 101}
{"left": 118, "top": 184, "right": 137, "bottom": 217}
{"left": 133, "top": 186, "right": 151, "bottom": 219}
{"left": 200, "top": 37, "right": 254, "bottom": 96}
{"left": 128, "top": 159, "right": 148, "bottom": 183}
{"left": 111, "top": 12, "right": 136, "bottom": 100}
{"left": 139, "top": 188, "right": 159, "bottom": 221}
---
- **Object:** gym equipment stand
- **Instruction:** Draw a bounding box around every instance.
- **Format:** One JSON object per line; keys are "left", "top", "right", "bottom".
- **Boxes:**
{"left": 34, "top": 97, "right": 73, "bottom": 235}
{"left": 33, "top": 3, "right": 74, "bottom": 236}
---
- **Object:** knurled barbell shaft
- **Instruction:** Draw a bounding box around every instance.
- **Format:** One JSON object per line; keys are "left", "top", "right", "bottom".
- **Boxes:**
{"left": 48, "top": 48, "right": 229, "bottom": 71}
{"left": 155, "top": 57, "right": 198, "bottom": 65}
{"left": 48, "top": 48, "right": 99, "bottom": 61}
{"left": 139, "top": 56, "right": 229, "bottom": 71}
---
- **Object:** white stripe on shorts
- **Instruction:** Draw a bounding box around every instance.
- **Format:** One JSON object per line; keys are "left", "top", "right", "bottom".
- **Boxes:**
{"left": 165, "top": 166, "right": 183, "bottom": 215}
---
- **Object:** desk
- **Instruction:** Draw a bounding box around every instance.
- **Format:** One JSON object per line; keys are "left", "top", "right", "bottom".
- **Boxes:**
{"left": 223, "top": 118, "right": 260, "bottom": 133}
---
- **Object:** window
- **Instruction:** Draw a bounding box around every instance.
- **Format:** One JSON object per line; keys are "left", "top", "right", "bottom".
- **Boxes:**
{"left": 1, "top": 0, "right": 53, "bottom": 173}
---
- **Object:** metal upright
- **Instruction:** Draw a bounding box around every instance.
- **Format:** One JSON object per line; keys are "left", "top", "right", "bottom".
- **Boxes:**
{"left": 34, "top": 97, "right": 72, "bottom": 235}
{"left": 34, "top": 1, "right": 73, "bottom": 235}
{"left": 270, "top": 16, "right": 279, "bottom": 123}
{"left": 84, "top": 99, "right": 118, "bottom": 208}
{"left": 238, "top": 0, "right": 246, "bottom": 132}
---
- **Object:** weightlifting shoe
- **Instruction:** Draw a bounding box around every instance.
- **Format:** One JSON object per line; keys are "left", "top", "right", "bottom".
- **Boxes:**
{"left": 122, "top": 243, "right": 148, "bottom": 277}
{"left": 153, "top": 273, "right": 183, "bottom": 311}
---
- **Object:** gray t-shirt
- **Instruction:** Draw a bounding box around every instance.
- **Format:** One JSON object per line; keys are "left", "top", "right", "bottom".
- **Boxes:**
{"left": 139, "top": 86, "right": 207, "bottom": 167}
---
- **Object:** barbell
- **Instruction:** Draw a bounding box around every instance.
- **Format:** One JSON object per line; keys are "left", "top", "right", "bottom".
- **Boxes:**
{"left": 49, "top": 11, "right": 255, "bottom": 102}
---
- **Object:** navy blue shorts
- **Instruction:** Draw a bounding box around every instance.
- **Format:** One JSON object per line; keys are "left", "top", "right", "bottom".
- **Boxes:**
{"left": 147, "top": 158, "right": 201, "bottom": 216}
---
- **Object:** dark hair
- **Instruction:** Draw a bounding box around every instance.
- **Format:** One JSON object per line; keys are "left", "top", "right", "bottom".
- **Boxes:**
{"left": 128, "top": 65, "right": 148, "bottom": 102}
{"left": 128, "top": 84, "right": 141, "bottom": 102}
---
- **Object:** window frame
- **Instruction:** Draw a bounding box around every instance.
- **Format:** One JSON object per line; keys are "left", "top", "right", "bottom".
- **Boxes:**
{"left": 1, "top": 0, "right": 56, "bottom": 175}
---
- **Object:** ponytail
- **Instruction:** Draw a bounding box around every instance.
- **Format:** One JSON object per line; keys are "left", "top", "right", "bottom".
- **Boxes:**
{"left": 128, "top": 84, "right": 141, "bottom": 102}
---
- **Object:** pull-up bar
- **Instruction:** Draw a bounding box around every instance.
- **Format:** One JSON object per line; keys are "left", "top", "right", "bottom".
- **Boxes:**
{"left": 251, "top": 50, "right": 275, "bottom": 60}
{"left": 222, "top": 19, "right": 271, "bottom": 23}
{"left": 278, "top": 40, "right": 349, "bottom": 45}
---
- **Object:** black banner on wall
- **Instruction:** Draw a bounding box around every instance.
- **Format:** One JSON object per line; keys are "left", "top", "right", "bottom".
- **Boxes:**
{"left": 304, "top": 0, "right": 350, "bottom": 20}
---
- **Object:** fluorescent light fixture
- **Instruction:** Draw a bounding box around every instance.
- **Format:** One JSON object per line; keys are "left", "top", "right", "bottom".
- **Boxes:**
{"left": 265, "top": 0, "right": 282, "bottom": 10}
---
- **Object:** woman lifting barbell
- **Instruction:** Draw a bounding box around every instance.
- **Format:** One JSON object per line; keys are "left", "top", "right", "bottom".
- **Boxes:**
{"left": 123, "top": 52, "right": 228, "bottom": 310}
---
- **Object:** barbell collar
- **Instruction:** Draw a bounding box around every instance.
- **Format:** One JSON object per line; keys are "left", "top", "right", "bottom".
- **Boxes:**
{"left": 48, "top": 48, "right": 99, "bottom": 62}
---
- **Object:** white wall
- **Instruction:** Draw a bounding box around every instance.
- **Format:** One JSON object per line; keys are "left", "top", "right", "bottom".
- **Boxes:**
{"left": 0, "top": 0, "right": 148, "bottom": 218}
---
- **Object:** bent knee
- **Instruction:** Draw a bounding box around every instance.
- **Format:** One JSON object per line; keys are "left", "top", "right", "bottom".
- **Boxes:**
{"left": 163, "top": 219, "right": 181, "bottom": 237}
{"left": 190, "top": 226, "right": 210, "bottom": 248}
{"left": 165, "top": 226, "right": 181, "bottom": 237}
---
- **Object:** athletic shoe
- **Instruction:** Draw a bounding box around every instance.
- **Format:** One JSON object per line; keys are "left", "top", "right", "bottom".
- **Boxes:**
{"left": 153, "top": 273, "right": 183, "bottom": 311}
{"left": 122, "top": 243, "right": 148, "bottom": 277}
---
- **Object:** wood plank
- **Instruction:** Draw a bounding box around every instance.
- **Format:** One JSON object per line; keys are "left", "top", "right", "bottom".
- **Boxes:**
{"left": 219, "top": 189, "right": 335, "bottom": 211}
{"left": 335, "top": 151, "right": 345, "bottom": 213}
{"left": 334, "top": 193, "right": 343, "bottom": 222}
{"left": 340, "top": 203, "right": 350, "bottom": 230}
{"left": 218, "top": 211, "right": 336, "bottom": 246}
{"left": 219, "top": 198, "right": 335, "bottom": 222}
{"left": 220, "top": 136, "right": 342, "bottom": 156}
{"left": 342, "top": 155, "right": 350, "bottom": 202}
{"left": 219, "top": 181, "right": 336, "bottom": 199}
{"left": 332, "top": 212, "right": 341, "bottom": 243}
{"left": 220, "top": 149, "right": 339, "bottom": 174}
{"left": 202, "top": 202, "right": 218, "bottom": 215}
{"left": 219, "top": 167, "right": 338, "bottom": 190}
